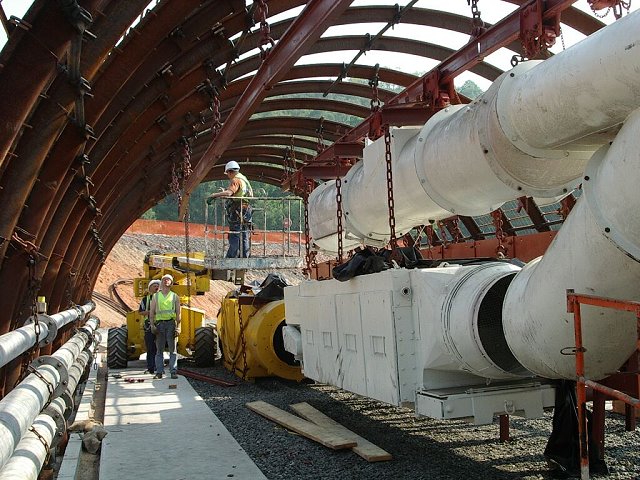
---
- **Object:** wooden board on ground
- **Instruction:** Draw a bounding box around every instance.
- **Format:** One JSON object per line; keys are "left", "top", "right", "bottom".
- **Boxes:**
{"left": 246, "top": 401, "right": 357, "bottom": 450}
{"left": 291, "top": 402, "right": 392, "bottom": 462}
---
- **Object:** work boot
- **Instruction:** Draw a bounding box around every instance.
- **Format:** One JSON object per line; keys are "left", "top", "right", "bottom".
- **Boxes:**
{"left": 170, "top": 373, "right": 178, "bottom": 379}
{"left": 154, "top": 373, "right": 163, "bottom": 379}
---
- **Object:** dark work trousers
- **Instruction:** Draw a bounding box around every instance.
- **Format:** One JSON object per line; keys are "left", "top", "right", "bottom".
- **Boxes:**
{"left": 144, "top": 329, "right": 157, "bottom": 373}
{"left": 226, "top": 223, "right": 251, "bottom": 258}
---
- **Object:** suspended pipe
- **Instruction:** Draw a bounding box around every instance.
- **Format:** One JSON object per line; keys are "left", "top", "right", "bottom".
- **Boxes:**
{"left": 0, "top": 301, "right": 95, "bottom": 369}
{"left": 305, "top": 11, "right": 640, "bottom": 381}
{"left": 0, "top": 316, "right": 99, "bottom": 471}
{"left": 309, "top": 10, "right": 640, "bottom": 251}
{"left": 0, "top": 321, "right": 99, "bottom": 479}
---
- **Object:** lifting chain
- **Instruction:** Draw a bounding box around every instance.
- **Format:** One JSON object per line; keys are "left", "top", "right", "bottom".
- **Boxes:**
{"left": 467, "top": 0, "right": 485, "bottom": 37}
{"left": 303, "top": 194, "right": 313, "bottom": 277}
{"left": 452, "top": 216, "right": 462, "bottom": 244}
{"left": 284, "top": 136, "right": 297, "bottom": 177}
{"left": 180, "top": 138, "right": 193, "bottom": 310}
{"left": 15, "top": 254, "right": 42, "bottom": 385}
{"left": 236, "top": 300, "right": 249, "bottom": 379}
{"left": 425, "top": 224, "right": 434, "bottom": 260}
{"left": 316, "top": 117, "right": 325, "bottom": 153}
{"left": 589, "top": 0, "right": 631, "bottom": 19}
{"left": 210, "top": 86, "right": 222, "bottom": 138}
{"left": 335, "top": 168, "right": 344, "bottom": 264}
{"left": 368, "top": 64, "right": 381, "bottom": 111}
{"left": 492, "top": 210, "right": 507, "bottom": 258}
{"left": 384, "top": 126, "right": 398, "bottom": 250}
{"left": 253, "top": 0, "right": 275, "bottom": 59}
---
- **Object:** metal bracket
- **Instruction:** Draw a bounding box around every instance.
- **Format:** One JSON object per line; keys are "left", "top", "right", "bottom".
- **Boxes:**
{"left": 24, "top": 314, "right": 58, "bottom": 347}
{"left": 43, "top": 401, "right": 67, "bottom": 447}
{"left": 30, "top": 355, "right": 69, "bottom": 399}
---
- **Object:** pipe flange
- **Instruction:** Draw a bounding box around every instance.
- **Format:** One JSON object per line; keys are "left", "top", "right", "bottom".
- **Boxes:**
{"left": 496, "top": 62, "right": 593, "bottom": 162}
{"left": 31, "top": 355, "right": 70, "bottom": 399}
{"left": 24, "top": 314, "right": 58, "bottom": 347}
{"left": 59, "top": 392, "right": 75, "bottom": 419}
{"left": 43, "top": 403, "right": 67, "bottom": 447}
{"left": 583, "top": 145, "right": 640, "bottom": 262}
{"left": 415, "top": 105, "right": 468, "bottom": 214}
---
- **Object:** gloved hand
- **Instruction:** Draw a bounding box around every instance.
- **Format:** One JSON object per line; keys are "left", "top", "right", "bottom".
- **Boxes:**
{"left": 206, "top": 196, "right": 214, "bottom": 205}
{"left": 174, "top": 326, "right": 181, "bottom": 338}
{"left": 150, "top": 323, "right": 157, "bottom": 334}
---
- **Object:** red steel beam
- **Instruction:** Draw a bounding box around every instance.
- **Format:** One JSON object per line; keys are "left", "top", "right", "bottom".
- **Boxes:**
{"left": 312, "top": 0, "right": 578, "bottom": 166}
{"left": 186, "top": 0, "right": 354, "bottom": 193}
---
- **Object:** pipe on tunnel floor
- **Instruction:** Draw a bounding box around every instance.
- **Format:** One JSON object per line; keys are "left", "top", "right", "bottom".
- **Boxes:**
{"left": 0, "top": 316, "right": 99, "bottom": 471}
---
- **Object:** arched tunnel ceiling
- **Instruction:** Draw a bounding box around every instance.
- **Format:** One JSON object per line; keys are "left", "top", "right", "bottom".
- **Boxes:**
{"left": 0, "top": 0, "right": 620, "bottom": 327}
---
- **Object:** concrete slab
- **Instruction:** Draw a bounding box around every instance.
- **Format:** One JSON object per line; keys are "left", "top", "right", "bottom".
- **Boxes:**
{"left": 100, "top": 361, "right": 266, "bottom": 480}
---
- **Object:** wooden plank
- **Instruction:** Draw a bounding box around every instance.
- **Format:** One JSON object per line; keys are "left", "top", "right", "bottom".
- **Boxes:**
{"left": 246, "top": 401, "right": 357, "bottom": 450}
{"left": 291, "top": 402, "right": 392, "bottom": 462}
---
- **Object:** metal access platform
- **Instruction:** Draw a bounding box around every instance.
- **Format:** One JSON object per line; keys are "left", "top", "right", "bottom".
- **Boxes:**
{"left": 203, "top": 195, "right": 305, "bottom": 273}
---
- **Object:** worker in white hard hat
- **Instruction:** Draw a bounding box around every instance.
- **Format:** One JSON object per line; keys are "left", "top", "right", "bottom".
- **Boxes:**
{"left": 206, "top": 161, "right": 254, "bottom": 258}
{"left": 149, "top": 273, "right": 181, "bottom": 379}
{"left": 139, "top": 279, "right": 161, "bottom": 374}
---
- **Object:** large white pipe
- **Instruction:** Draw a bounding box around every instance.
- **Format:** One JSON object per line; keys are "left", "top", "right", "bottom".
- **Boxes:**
{"left": 310, "top": 10, "right": 640, "bottom": 252}
{"left": 503, "top": 109, "right": 640, "bottom": 380}
{"left": 0, "top": 301, "right": 95, "bottom": 369}
{"left": 0, "top": 316, "right": 98, "bottom": 471}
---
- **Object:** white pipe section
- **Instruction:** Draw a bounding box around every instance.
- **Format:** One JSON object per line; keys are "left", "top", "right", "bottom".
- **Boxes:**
{"left": 503, "top": 108, "right": 640, "bottom": 380}
{"left": 411, "top": 262, "right": 526, "bottom": 384}
{"left": 310, "top": 10, "right": 640, "bottom": 252}
{"left": 0, "top": 301, "right": 95, "bottom": 369}
{"left": 0, "top": 316, "right": 98, "bottom": 471}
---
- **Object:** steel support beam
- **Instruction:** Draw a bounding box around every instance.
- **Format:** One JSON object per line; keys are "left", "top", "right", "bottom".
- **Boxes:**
{"left": 186, "top": 0, "right": 354, "bottom": 193}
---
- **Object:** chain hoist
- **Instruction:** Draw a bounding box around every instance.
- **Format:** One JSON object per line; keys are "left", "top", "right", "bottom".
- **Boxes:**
{"left": 335, "top": 169, "right": 344, "bottom": 264}
{"left": 384, "top": 126, "right": 398, "bottom": 250}
{"left": 236, "top": 300, "right": 249, "bottom": 379}
{"left": 369, "top": 64, "right": 381, "bottom": 111}
{"left": 467, "top": 0, "right": 485, "bottom": 37}
{"left": 253, "top": 0, "right": 275, "bottom": 59}
{"left": 492, "top": 210, "right": 507, "bottom": 258}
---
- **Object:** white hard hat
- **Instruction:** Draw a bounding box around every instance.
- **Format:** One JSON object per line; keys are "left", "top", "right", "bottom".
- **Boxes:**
{"left": 161, "top": 274, "right": 174, "bottom": 283}
{"left": 148, "top": 279, "right": 160, "bottom": 289}
{"left": 224, "top": 160, "right": 240, "bottom": 172}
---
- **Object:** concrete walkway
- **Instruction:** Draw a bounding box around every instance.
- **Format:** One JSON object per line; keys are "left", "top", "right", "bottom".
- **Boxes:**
{"left": 100, "top": 360, "right": 266, "bottom": 480}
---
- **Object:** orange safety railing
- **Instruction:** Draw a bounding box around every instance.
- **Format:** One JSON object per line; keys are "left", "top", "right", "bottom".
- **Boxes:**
{"left": 566, "top": 289, "right": 640, "bottom": 480}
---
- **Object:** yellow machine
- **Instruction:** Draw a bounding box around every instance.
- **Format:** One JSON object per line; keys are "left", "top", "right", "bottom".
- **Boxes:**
{"left": 107, "top": 251, "right": 217, "bottom": 368}
{"left": 217, "top": 291, "right": 303, "bottom": 381}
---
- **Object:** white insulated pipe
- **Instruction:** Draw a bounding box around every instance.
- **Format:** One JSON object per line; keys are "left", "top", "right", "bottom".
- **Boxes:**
{"left": 0, "top": 301, "right": 95, "bottom": 369}
{"left": 503, "top": 109, "right": 640, "bottom": 380}
{"left": 0, "top": 398, "right": 66, "bottom": 480}
{"left": 0, "top": 316, "right": 98, "bottom": 471}
{"left": 309, "top": 10, "right": 640, "bottom": 252}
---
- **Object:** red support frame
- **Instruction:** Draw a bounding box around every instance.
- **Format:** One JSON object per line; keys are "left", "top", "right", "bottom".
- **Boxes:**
{"left": 566, "top": 289, "right": 640, "bottom": 480}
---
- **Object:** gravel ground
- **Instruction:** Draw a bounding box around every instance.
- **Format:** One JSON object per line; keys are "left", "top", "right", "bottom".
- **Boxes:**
{"left": 180, "top": 358, "right": 640, "bottom": 480}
